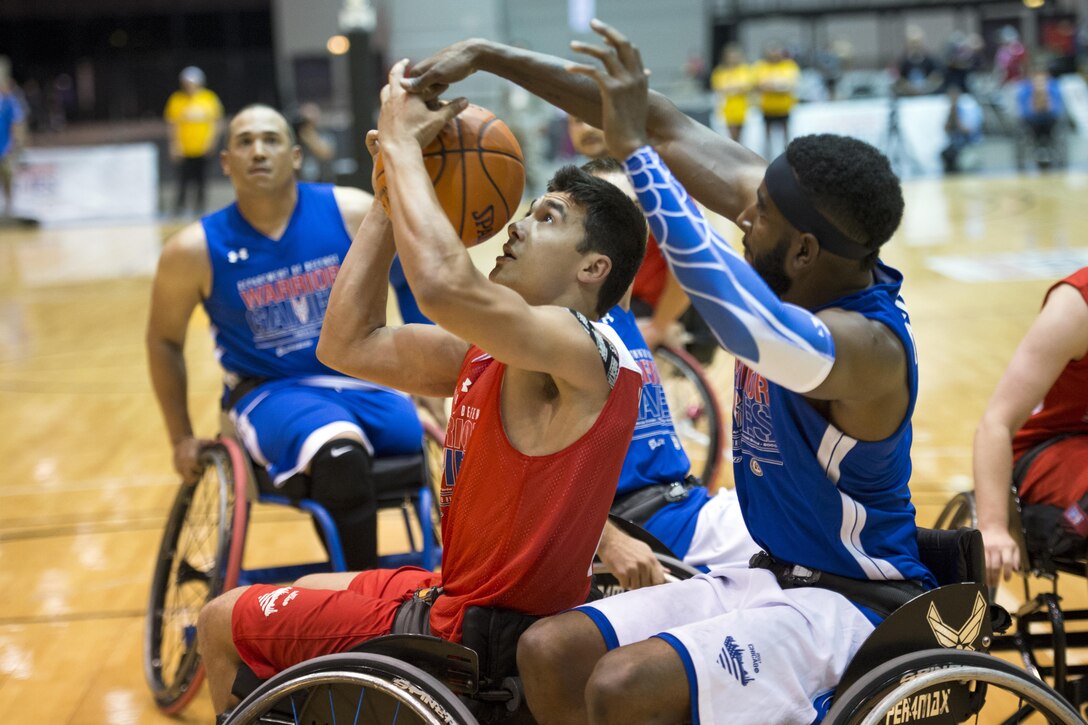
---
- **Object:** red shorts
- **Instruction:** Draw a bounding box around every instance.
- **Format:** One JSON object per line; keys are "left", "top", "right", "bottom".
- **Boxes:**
{"left": 1018, "top": 435, "right": 1088, "bottom": 508}
{"left": 231, "top": 566, "right": 441, "bottom": 679}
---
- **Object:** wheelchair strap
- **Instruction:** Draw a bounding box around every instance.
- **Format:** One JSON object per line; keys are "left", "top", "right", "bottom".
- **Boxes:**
{"left": 391, "top": 586, "right": 442, "bottom": 636}
{"left": 749, "top": 551, "right": 926, "bottom": 620}
{"left": 610, "top": 477, "right": 700, "bottom": 525}
{"left": 223, "top": 376, "right": 269, "bottom": 411}
{"left": 1012, "top": 434, "right": 1071, "bottom": 490}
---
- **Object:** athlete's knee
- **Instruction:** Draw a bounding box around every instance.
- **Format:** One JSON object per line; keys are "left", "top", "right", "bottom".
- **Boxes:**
{"left": 198, "top": 587, "right": 247, "bottom": 656}
{"left": 519, "top": 612, "right": 599, "bottom": 676}
{"left": 308, "top": 438, "right": 373, "bottom": 509}
{"left": 585, "top": 649, "right": 653, "bottom": 724}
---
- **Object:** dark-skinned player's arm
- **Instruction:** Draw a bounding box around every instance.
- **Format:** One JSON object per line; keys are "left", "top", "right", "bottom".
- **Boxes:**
{"left": 402, "top": 24, "right": 765, "bottom": 223}
{"left": 572, "top": 21, "right": 907, "bottom": 420}
{"left": 378, "top": 60, "right": 618, "bottom": 397}
{"left": 318, "top": 130, "right": 469, "bottom": 398}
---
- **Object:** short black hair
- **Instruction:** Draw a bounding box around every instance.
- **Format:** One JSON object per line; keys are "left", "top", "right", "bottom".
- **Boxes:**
{"left": 785, "top": 134, "right": 904, "bottom": 270}
{"left": 580, "top": 156, "right": 625, "bottom": 177}
{"left": 227, "top": 104, "right": 297, "bottom": 146}
{"left": 547, "top": 165, "right": 647, "bottom": 317}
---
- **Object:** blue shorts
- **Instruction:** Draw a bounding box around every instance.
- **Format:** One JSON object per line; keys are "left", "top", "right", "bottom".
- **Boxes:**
{"left": 231, "top": 376, "right": 422, "bottom": 485}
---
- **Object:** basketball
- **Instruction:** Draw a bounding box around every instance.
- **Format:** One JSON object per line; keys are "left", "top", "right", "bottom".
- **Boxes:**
{"left": 373, "top": 103, "right": 525, "bottom": 246}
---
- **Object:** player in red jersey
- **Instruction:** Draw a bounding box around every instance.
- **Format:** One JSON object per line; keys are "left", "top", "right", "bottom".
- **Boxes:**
{"left": 976, "top": 266, "right": 1088, "bottom": 586}
{"left": 194, "top": 60, "right": 648, "bottom": 716}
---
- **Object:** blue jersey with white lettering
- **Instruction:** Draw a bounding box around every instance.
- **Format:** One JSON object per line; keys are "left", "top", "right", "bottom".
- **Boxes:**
{"left": 603, "top": 305, "right": 691, "bottom": 494}
{"left": 202, "top": 183, "right": 347, "bottom": 382}
{"left": 733, "top": 263, "right": 935, "bottom": 587}
{"left": 603, "top": 305, "right": 707, "bottom": 558}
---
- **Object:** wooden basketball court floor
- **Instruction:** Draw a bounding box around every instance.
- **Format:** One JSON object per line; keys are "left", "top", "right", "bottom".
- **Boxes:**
{"left": 2, "top": 170, "right": 1088, "bottom": 723}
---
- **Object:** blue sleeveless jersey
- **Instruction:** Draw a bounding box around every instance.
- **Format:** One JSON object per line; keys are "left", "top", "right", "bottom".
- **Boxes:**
{"left": 733, "top": 263, "right": 936, "bottom": 588}
{"left": 202, "top": 183, "right": 348, "bottom": 381}
{"left": 603, "top": 305, "right": 691, "bottom": 494}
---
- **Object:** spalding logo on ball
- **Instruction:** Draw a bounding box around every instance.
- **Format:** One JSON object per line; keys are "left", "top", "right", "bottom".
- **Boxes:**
{"left": 374, "top": 104, "right": 526, "bottom": 247}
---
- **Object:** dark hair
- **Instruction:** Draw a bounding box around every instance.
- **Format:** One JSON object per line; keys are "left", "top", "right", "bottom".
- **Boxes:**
{"left": 547, "top": 165, "right": 647, "bottom": 317}
{"left": 227, "top": 104, "right": 298, "bottom": 146}
{"left": 579, "top": 156, "right": 625, "bottom": 176}
{"left": 785, "top": 134, "right": 904, "bottom": 270}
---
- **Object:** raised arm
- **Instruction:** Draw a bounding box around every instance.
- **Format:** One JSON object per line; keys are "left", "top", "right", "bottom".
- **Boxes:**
{"left": 974, "top": 282, "right": 1088, "bottom": 586}
{"left": 403, "top": 27, "right": 765, "bottom": 222}
{"left": 379, "top": 60, "right": 622, "bottom": 394}
{"left": 146, "top": 224, "right": 215, "bottom": 481}
{"left": 317, "top": 134, "right": 468, "bottom": 398}
{"left": 572, "top": 21, "right": 911, "bottom": 439}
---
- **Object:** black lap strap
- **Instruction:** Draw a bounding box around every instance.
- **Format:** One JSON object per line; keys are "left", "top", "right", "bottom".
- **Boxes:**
{"left": 569, "top": 309, "right": 620, "bottom": 389}
{"left": 749, "top": 551, "right": 926, "bottom": 620}
{"left": 391, "top": 586, "right": 442, "bottom": 635}
{"left": 611, "top": 477, "right": 700, "bottom": 525}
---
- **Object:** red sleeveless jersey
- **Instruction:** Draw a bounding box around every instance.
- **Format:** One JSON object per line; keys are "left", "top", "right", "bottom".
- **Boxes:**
{"left": 1013, "top": 267, "right": 1088, "bottom": 460}
{"left": 429, "top": 326, "right": 641, "bottom": 641}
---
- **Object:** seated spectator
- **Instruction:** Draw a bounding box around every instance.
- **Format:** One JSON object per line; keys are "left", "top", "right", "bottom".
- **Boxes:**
{"left": 941, "top": 86, "right": 983, "bottom": 174}
{"left": 895, "top": 26, "right": 943, "bottom": 97}
{"left": 1016, "top": 69, "right": 1065, "bottom": 149}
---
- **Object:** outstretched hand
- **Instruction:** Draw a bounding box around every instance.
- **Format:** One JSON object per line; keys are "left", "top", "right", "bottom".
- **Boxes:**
{"left": 378, "top": 59, "right": 468, "bottom": 149}
{"left": 567, "top": 19, "right": 650, "bottom": 160}
{"left": 400, "top": 39, "right": 481, "bottom": 100}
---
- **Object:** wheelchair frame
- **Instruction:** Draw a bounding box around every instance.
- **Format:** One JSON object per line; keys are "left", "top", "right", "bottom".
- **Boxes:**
{"left": 220, "top": 527, "right": 1083, "bottom": 725}
{"left": 936, "top": 488, "right": 1088, "bottom": 716}
{"left": 143, "top": 421, "right": 446, "bottom": 715}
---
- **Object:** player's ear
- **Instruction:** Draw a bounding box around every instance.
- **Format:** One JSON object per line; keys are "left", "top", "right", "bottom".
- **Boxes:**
{"left": 794, "top": 232, "right": 819, "bottom": 269}
{"left": 291, "top": 144, "right": 303, "bottom": 171}
{"left": 219, "top": 149, "right": 230, "bottom": 177}
{"left": 578, "top": 253, "right": 612, "bottom": 285}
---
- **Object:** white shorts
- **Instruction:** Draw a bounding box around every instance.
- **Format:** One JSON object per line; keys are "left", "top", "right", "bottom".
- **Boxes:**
{"left": 684, "top": 487, "right": 763, "bottom": 571}
{"left": 578, "top": 567, "right": 875, "bottom": 725}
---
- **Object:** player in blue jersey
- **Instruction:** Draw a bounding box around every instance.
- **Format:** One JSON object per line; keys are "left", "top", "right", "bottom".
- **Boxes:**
{"left": 404, "top": 21, "right": 934, "bottom": 724}
{"left": 583, "top": 157, "right": 758, "bottom": 590}
{"left": 147, "top": 104, "right": 423, "bottom": 571}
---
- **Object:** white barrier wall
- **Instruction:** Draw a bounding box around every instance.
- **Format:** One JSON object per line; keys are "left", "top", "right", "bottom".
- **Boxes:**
{"left": 12, "top": 143, "right": 159, "bottom": 224}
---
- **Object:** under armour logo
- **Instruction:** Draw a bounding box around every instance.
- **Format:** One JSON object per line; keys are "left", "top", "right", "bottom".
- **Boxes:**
{"left": 927, "top": 592, "right": 986, "bottom": 650}
{"left": 227, "top": 248, "right": 250, "bottom": 264}
{"left": 461, "top": 379, "right": 473, "bottom": 393}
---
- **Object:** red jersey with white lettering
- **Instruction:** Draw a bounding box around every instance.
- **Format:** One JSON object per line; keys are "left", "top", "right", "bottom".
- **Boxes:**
{"left": 1013, "top": 267, "right": 1088, "bottom": 461}
{"left": 430, "top": 322, "right": 641, "bottom": 641}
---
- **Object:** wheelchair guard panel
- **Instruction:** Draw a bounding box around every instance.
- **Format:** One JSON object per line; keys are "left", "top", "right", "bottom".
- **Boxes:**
{"left": 835, "top": 582, "right": 992, "bottom": 697}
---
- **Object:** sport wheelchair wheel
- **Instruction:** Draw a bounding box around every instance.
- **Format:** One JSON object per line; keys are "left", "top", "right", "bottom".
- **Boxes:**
{"left": 825, "top": 649, "right": 1083, "bottom": 725}
{"left": 654, "top": 345, "right": 724, "bottom": 487}
{"left": 224, "top": 652, "right": 478, "bottom": 725}
{"left": 422, "top": 420, "right": 447, "bottom": 539}
{"left": 933, "top": 491, "right": 977, "bottom": 531}
{"left": 144, "top": 442, "right": 248, "bottom": 713}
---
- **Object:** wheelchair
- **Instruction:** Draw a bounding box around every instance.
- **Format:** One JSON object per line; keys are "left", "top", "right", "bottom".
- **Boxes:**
{"left": 217, "top": 522, "right": 1083, "bottom": 724}
{"left": 653, "top": 344, "right": 726, "bottom": 488}
{"left": 143, "top": 417, "right": 447, "bottom": 715}
{"left": 1014, "top": 116, "right": 1071, "bottom": 172}
{"left": 936, "top": 485, "right": 1088, "bottom": 719}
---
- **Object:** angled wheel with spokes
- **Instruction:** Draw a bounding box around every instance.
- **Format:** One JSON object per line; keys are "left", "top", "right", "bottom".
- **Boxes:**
{"left": 223, "top": 652, "right": 478, "bottom": 725}
{"left": 144, "top": 442, "right": 248, "bottom": 713}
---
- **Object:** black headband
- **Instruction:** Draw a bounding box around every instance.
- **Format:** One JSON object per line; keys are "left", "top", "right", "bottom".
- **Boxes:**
{"left": 763, "top": 154, "right": 871, "bottom": 260}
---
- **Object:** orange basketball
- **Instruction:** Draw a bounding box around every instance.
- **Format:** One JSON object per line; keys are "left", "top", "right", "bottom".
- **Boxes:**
{"left": 373, "top": 104, "right": 525, "bottom": 246}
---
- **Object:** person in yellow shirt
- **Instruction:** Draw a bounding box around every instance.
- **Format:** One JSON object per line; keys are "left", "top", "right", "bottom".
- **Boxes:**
{"left": 164, "top": 66, "right": 223, "bottom": 215}
{"left": 753, "top": 43, "right": 800, "bottom": 158}
{"left": 710, "top": 44, "right": 752, "bottom": 142}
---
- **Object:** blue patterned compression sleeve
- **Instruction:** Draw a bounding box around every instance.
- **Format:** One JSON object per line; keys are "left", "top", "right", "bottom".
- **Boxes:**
{"left": 624, "top": 146, "right": 835, "bottom": 393}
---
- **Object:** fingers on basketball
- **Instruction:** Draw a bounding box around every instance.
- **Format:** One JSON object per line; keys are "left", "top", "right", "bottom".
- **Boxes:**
{"left": 374, "top": 103, "right": 525, "bottom": 246}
